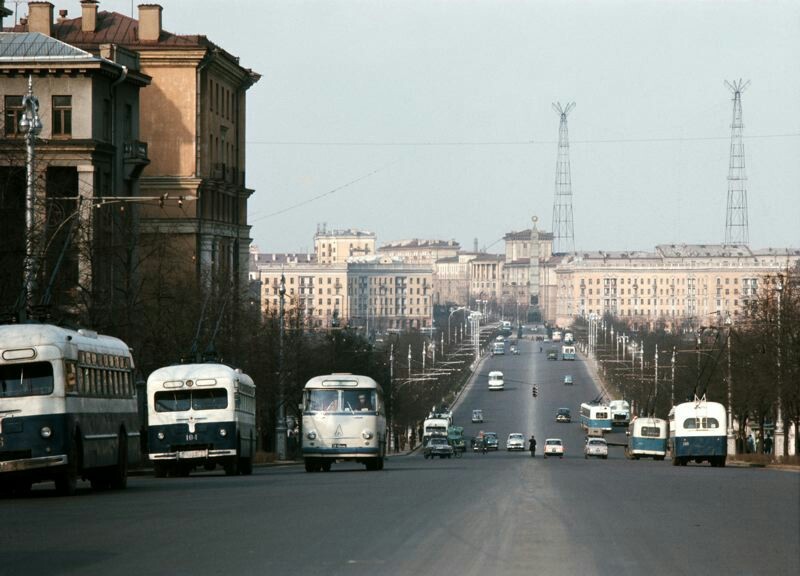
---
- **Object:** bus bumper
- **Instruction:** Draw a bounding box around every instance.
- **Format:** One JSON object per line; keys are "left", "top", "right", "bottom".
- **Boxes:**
{"left": 149, "top": 449, "right": 236, "bottom": 461}
{"left": 0, "top": 454, "right": 67, "bottom": 473}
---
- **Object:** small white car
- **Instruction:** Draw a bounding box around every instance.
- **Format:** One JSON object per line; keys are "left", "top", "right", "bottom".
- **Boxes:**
{"left": 584, "top": 438, "right": 608, "bottom": 459}
{"left": 543, "top": 438, "right": 564, "bottom": 458}
{"left": 471, "top": 409, "right": 484, "bottom": 423}
{"left": 506, "top": 433, "right": 525, "bottom": 451}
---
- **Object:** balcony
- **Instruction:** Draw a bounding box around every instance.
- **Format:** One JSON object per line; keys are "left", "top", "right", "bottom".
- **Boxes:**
{"left": 122, "top": 140, "right": 149, "bottom": 179}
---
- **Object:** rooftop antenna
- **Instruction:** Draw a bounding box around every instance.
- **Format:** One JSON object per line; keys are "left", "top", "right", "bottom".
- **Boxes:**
{"left": 723, "top": 79, "right": 750, "bottom": 246}
{"left": 551, "top": 101, "right": 576, "bottom": 255}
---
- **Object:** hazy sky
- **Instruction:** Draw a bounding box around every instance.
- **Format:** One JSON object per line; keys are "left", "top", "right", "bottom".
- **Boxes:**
{"left": 49, "top": 0, "right": 800, "bottom": 253}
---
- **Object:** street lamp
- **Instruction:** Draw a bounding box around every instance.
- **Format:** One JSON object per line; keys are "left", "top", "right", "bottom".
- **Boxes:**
{"left": 275, "top": 273, "right": 287, "bottom": 460}
{"left": 448, "top": 306, "right": 466, "bottom": 345}
{"left": 20, "top": 75, "right": 42, "bottom": 319}
{"left": 774, "top": 279, "right": 784, "bottom": 457}
{"left": 725, "top": 315, "right": 735, "bottom": 455}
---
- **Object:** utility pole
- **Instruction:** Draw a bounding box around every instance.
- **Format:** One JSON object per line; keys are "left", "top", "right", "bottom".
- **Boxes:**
{"left": 654, "top": 344, "right": 659, "bottom": 416}
{"left": 20, "top": 75, "right": 42, "bottom": 320}
{"left": 726, "top": 316, "right": 735, "bottom": 455}
{"left": 275, "top": 273, "right": 287, "bottom": 460}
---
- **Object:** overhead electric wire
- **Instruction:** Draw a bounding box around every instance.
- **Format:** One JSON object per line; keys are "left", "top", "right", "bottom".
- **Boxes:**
{"left": 247, "top": 132, "right": 800, "bottom": 147}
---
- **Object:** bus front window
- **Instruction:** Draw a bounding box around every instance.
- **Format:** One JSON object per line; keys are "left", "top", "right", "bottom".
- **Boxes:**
{"left": 0, "top": 362, "right": 54, "bottom": 397}
{"left": 307, "top": 390, "right": 340, "bottom": 412}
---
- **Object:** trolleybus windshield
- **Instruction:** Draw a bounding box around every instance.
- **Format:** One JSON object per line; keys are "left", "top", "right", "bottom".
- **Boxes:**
{"left": 0, "top": 361, "right": 54, "bottom": 397}
{"left": 154, "top": 389, "right": 228, "bottom": 412}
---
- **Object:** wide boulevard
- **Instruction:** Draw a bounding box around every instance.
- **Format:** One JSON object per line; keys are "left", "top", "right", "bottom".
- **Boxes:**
{"left": 4, "top": 337, "right": 799, "bottom": 576}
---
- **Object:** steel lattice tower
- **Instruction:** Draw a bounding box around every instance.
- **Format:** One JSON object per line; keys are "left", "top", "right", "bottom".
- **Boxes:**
{"left": 551, "top": 102, "right": 576, "bottom": 255}
{"left": 724, "top": 79, "right": 750, "bottom": 246}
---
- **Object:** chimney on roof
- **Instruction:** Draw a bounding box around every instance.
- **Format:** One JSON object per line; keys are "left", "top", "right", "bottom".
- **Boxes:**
{"left": 138, "top": 4, "right": 162, "bottom": 42}
{"left": 81, "top": 0, "right": 98, "bottom": 32}
{"left": 28, "top": 2, "right": 54, "bottom": 36}
{"left": 57, "top": 9, "right": 68, "bottom": 23}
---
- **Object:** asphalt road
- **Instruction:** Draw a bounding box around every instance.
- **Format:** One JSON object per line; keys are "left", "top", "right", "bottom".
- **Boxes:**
{"left": 4, "top": 337, "right": 799, "bottom": 576}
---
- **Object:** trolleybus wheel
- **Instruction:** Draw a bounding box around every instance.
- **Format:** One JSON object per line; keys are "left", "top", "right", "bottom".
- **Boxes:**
{"left": 224, "top": 455, "right": 240, "bottom": 476}
{"left": 56, "top": 437, "right": 80, "bottom": 496}
{"left": 109, "top": 432, "right": 128, "bottom": 489}
{"left": 321, "top": 461, "right": 332, "bottom": 472}
{"left": 154, "top": 463, "right": 169, "bottom": 478}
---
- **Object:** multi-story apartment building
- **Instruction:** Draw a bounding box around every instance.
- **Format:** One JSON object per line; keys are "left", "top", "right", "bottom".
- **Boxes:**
{"left": 256, "top": 252, "right": 349, "bottom": 330}
{"left": 469, "top": 253, "right": 504, "bottom": 304}
{"left": 0, "top": 26, "right": 149, "bottom": 324}
{"left": 550, "top": 244, "right": 800, "bottom": 329}
{"left": 314, "top": 227, "right": 376, "bottom": 264}
{"left": 251, "top": 228, "right": 434, "bottom": 331}
{"left": 347, "top": 257, "right": 433, "bottom": 332}
{"left": 379, "top": 239, "right": 460, "bottom": 265}
{"left": 17, "top": 1, "right": 261, "bottom": 302}
{"left": 433, "top": 253, "right": 477, "bottom": 307}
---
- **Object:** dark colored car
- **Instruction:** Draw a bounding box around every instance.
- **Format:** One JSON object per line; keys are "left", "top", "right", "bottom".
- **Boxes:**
{"left": 556, "top": 408, "right": 572, "bottom": 423}
{"left": 423, "top": 437, "right": 454, "bottom": 459}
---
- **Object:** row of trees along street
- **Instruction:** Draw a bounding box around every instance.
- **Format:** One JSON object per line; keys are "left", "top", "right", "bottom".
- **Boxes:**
{"left": 574, "top": 266, "right": 799, "bottom": 459}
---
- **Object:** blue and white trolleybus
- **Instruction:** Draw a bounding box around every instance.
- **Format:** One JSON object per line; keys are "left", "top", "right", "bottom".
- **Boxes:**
{"left": 669, "top": 398, "right": 727, "bottom": 467}
{"left": 146, "top": 363, "right": 256, "bottom": 477}
{"left": 0, "top": 323, "right": 140, "bottom": 495}
{"left": 626, "top": 416, "right": 667, "bottom": 460}
{"left": 580, "top": 402, "right": 612, "bottom": 432}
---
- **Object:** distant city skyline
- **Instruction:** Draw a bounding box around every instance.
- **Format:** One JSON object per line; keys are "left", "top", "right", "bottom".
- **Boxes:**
{"left": 48, "top": 0, "right": 800, "bottom": 253}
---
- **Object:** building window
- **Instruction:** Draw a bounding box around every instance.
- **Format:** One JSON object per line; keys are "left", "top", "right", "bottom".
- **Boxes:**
{"left": 4, "top": 95, "right": 24, "bottom": 136}
{"left": 52, "top": 96, "right": 72, "bottom": 136}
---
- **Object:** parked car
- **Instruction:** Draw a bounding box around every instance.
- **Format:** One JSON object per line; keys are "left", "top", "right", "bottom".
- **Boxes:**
{"left": 563, "top": 375, "right": 574, "bottom": 385}
{"left": 423, "top": 437, "right": 454, "bottom": 459}
{"left": 556, "top": 408, "right": 572, "bottom": 423}
{"left": 506, "top": 433, "right": 525, "bottom": 451}
{"left": 543, "top": 438, "right": 564, "bottom": 458}
{"left": 584, "top": 438, "right": 609, "bottom": 459}
{"left": 471, "top": 409, "right": 484, "bottom": 423}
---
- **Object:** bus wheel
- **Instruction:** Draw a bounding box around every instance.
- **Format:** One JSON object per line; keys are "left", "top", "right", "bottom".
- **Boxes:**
{"left": 56, "top": 438, "right": 79, "bottom": 496}
{"left": 154, "top": 463, "right": 169, "bottom": 478}
{"left": 304, "top": 460, "right": 317, "bottom": 473}
{"left": 238, "top": 438, "right": 253, "bottom": 475}
{"left": 109, "top": 433, "right": 128, "bottom": 490}
{"left": 224, "top": 455, "right": 239, "bottom": 476}
{"left": 321, "top": 461, "right": 332, "bottom": 472}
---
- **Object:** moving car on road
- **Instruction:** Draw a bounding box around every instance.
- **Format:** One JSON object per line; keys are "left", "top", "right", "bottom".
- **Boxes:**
{"left": 556, "top": 408, "right": 572, "bottom": 423}
{"left": 543, "top": 438, "right": 564, "bottom": 458}
{"left": 563, "top": 375, "right": 574, "bottom": 385}
{"left": 584, "top": 438, "right": 609, "bottom": 459}
{"left": 423, "top": 437, "right": 454, "bottom": 459}
{"left": 547, "top": 349, "right": 558, "bottom": 360}
{"left": 484, "top": 432, "right": 499, "bottom": 451}
{"left": 506, "top": 433, "right": 525, "bottom": 451}
{"left": 471, "top": 409, "right": 484, "bottom": 423}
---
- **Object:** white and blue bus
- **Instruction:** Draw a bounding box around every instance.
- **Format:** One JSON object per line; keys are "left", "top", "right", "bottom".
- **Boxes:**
{"left": 146, "top": 363, "right": 256, "bottom": 477}
{"left": 626, "top": 416, "right": 667, "bottom": 460}
{"left": 0, "top": 323, "right": 140, "bottom": 495}
{"left": 561, "top": 345, "right": 576, "bottom": 360}
{"left": 302, "top": 374, "right": 386, "bottom": 472}
{"left": 580, "top": 402, "right": 612, "bottom": 432}
{"left": 669, "top": 399, "right": 727, "bottom": 467}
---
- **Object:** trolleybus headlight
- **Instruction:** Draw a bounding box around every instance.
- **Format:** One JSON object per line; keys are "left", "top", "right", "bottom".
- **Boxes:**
{"left": 157, "top": 431, "right": 165, "bottom": 440}
{"left": 219, "top": 428, "right": 227, "bottom": 437}
{"left": 361, "top": 430, "right": 373, "bottom": 440}
{"left": 40, "top": 426, "right": 52, "bottom": 439}
{"left": 306, "top": 430, "right": 317, "bottom": 440}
